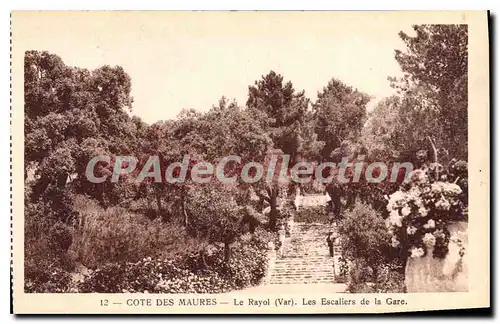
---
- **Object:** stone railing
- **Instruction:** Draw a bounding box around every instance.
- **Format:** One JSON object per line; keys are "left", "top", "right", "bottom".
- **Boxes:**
{"left": 262, "top": 212, "right": 296, "bottom": 284}
{"left": 262, "top": 241, "right": 277, "bottom": 285}
{"left": 405, "top": 221, "right": 468, "bottom": 292}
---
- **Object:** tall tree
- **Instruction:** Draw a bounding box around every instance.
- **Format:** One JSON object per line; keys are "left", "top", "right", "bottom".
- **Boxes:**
{"left": 247, "top": 71, "right": 323, "bottom": 164}
{"left": 313, "top": 78, "right": 370, "bottom": 160}
{"left": 390, "top": 24, "right": 468, "bottom": 159}
{"left": 185, "top": 183, "right": 245, "bottom": 262}
{"left": 24, "top": 50, "right": 137, "bottom": 217}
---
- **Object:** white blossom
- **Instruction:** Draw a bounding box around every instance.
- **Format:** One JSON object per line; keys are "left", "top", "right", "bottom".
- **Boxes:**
{"left": 409, "top": 169, "right": 428, "bottom": 184}
{"left": 387, "top": 190, "right": 406, "bottom": 211}
{"left": 443, "top": 183, "right": 462, "bottom": 196}
{"left": 406, "top": 226, "right": 417, "bottom": 235}
{"left": 435, "top": 197, "right": 451, "bottom": 211}
{"left": 431, "top": 182, "right": 444, "bottom": 193}
{"left": 401, "top": 205, "right": 411, "bottom": 217}
{"left": 414, "top": 197, "right": 424, "bottom": 208}
{"left": 387, "top": 210, "right": 403, "bottom": 228}
{"left": 418, "top": 206, "right": 429, "bottom": 217}
{"left": 422, "top": 233, "right": 436, "bottom": 247}
{"left": 410, "top": 247, "right": 425, "bottom": 258}
{"left": 423, "top": 219, "right": 436, "bottom": 229}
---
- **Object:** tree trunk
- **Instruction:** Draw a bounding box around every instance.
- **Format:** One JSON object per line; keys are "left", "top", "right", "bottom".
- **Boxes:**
{"left": 200, "top": 246, "right": 208, "bottom": 269}
{"left": 155, "top": 189, "right": 163, "bottom": 215}
{"left": 268, "top": 190, "right": 278, "bottom": 231}
{"left": 182, "top": 199, "right": 189, "bottom": 228}
{"left": 327, "top": 184, "right": 342, "bottom": 219}
{"left": 224, "top": 242, "right": 231, "bottom": 262}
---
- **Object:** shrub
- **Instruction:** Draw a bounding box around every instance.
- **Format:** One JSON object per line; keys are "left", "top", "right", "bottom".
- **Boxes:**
{"left": 48, "top": 222, "right": 73, "bottom": 252}
{"left": 25, "top": 237, "right": 73, "bottom": 293}
{"left": 79, "top": 229, "right": 272, "bottom": 293}
{"left": 25, "top": 198, "right": 76, "bottom": 293}
{"left": 154, "top": 269, "right": 232, "bottom": 294}
{"left": 220, "top": 231, "right": 269, "bottom": 288}
{"left": 338, "top": 202, "right": 398, "bottom": 271}
{"left": 338, "top": 202, "right": 405, "bottom": 292}
{"left": 69, "top": 195, "right": 204, "bottom": 268}
{"left": 25, "top": 262, "right": 72, "bottom": 293}
{"left": 386, "top": 168, "right": 466, "bottom": 260}
{"left": 345, "top": 260, "right": 405, "bottom": 293}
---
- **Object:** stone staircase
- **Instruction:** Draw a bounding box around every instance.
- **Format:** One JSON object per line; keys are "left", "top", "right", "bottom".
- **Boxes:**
{"left": 267, "top": 222, "right": 342, "bottom": 285}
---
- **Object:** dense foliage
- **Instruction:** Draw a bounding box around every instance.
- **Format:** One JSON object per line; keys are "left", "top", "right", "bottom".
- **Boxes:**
{"left": 79, "top": 229, "right": 271, "bottom": 293}
{"left": 366, "top": 24, "right": 468, "bottom": 160}
{"left": 25, "top": 24, "right": 467, "bottom": 293}
{"left": 338, "top": 202, "right": 405, "bottom": 292}
{"left": 337, "top": 25, "right": 468, "bottom": 292}
{"left": 386, "top": 161, "right": 467, "bottom": 260}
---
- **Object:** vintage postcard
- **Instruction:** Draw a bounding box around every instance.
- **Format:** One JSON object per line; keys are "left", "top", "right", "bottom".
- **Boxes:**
{"left": 11, "top": 11, "right": 490, "bottom": 314}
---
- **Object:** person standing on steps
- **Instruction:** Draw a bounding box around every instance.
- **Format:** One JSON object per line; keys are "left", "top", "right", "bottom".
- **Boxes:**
{"left": 326, "top": 230, "right": 338, "bottom": 258}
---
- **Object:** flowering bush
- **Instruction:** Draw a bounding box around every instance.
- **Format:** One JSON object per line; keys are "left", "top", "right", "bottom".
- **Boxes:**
{"left": 79, "top": 229, "right": 271, "bottom": 293}
{"left": 386, "top": 167, "right": 466, "bottom": 259}
{"left": 79, "top": 257, "right": 234, "bottom": 293}
{"left": 25, "top": 262, "right": 72, "bottom": 293}
{"left": 219, "top": 233, "right": 269, "bottom": 288}
{"left": 346, "top": 261, "right": 405, "bottom": 293}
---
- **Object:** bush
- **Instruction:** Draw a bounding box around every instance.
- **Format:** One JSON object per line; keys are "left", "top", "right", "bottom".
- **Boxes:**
{"left": 27, "top": 195, "right": 274, "bottom": 293}
{"left": 346, "top": 260, "right": 405, "bottom": 293}
{"left": 338, "top": 202, "right": 405, "bottom": 292}
{"left": 386, "top": 169, "right": 466, "bottom": 260}
{"left": 78, "top": 258, "right": 197, "bottom": 293}
{"left": 69, "top": 195, "right": 204, "bottom": 268}
{"left": 48, "top": 222, "right": 73, "bottom": 252}
{"left": 25, "top": 198, "right": 76, "bottom": 293}
{"left": 79, "top": 229, "right": 272, "bottom": 293}
{"left": 221, "top": 231, "right": 269, "bottom": 288}
{"left": 25, "top": 236, "right": 73, "bottom": 293}
{"left": 25, "top": 262, "right": 72, "bottom": 293}
{"left": 338, "top": 202, "right": 398, "bottom": 269}
{"left": 295, "top": 206, "right": 329, "bottom": 223}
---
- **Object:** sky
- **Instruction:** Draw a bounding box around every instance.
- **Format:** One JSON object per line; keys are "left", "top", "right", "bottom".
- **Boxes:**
{"left": 13, "top": 11, "right": 413, "bottom": 124}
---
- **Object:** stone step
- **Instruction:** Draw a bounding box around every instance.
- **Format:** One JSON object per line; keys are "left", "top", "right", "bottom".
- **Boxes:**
{"left": 272, "top": 272, "right": 333, "bottom": 274}
{"left": 266, "top": 221, "right": 344, "bottom": 285}
{"left": 270, "top": 278, "right": 335, "bottom": 281}
{"left": 270, "top": 274, "right": 334, "bottom": 278}
{"left": 273, "top": 266, "right": 333, "bottom": 270}
{"left": 276, "top": 260, "right": 331, "bottom": 263}
{"left": 277, "top": 260, "right": 332, "bottom": 264}
{"left": 268, "top": 280, "right": 335, "bottom": 284}
{"left": 270, "top": 275, "right": 334, "bottom": 279}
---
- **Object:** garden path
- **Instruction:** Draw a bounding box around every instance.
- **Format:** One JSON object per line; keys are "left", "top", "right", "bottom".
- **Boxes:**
{"left": 243, "top": 222, "right": 347, "bottom": 293}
